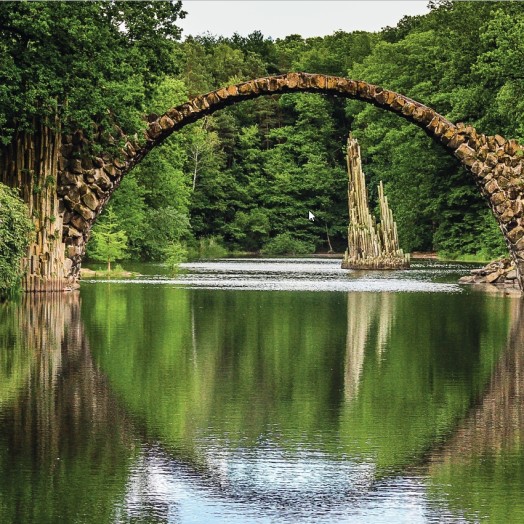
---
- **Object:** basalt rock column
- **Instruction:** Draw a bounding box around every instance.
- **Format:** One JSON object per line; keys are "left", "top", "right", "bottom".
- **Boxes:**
{"left": 341, "top": 135, "right": 409, "bottom": 270}
{"left": 0, "top": 121, "right": 73, "bottom": 291}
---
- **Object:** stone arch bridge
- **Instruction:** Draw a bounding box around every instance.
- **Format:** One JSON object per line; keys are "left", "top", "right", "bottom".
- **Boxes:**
{"left": 2, "top": 73, "right": 524, "bottom": 290}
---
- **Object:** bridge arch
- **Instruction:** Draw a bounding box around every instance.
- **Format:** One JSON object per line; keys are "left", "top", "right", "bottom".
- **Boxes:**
{"left": 55, "top": 73, "right": 524, "bottom": 288}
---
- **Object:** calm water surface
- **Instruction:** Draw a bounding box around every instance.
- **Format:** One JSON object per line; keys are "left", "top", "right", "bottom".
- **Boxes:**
{"left": 1, "top": 259, "right": 523, "bottom": 523}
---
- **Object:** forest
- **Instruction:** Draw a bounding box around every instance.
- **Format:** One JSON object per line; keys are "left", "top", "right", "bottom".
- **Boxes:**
{"left": 2, "top": 0, "right": 524, "bottom": 269}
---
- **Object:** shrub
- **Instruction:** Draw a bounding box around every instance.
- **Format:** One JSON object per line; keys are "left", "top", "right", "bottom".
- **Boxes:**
{"left": 0, "top": 184, "right": 33, "bottom": 298}
{"left": 187, "top": 236, "right": 228, "bottom": 260}
{"left": 261, "top": 233, "right": 314, "bottom": 256}
{"left": 164, "top": 241, "right": 188, "bottom": 274}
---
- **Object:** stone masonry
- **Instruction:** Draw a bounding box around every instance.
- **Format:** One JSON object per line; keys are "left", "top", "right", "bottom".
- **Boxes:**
{"left": 42, "top": 73, "right": 524, "bottom": 290}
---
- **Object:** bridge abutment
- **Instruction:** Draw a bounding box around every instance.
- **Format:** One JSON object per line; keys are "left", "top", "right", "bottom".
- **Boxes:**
{"left": 0, "top": 122, "right": 75, "bottom": 291}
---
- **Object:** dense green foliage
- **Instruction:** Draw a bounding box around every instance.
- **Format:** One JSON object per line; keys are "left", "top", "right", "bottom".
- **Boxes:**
{"left": 82, "top": 283, "right": 511, "bottom": 474}
{"left": 87, "top": 208, "right": 128, "bottom": 271}
{"left": 90, "top": 0, "right": 523, "bottom": 262}
{"left": 0, "top": 184, "right": 32, "bottom": 298}
{"left": 0, "top": 1, "right": 185, "bottom": 143}
{"left": 2, "top": 1, "right": 522, "bottom": 263}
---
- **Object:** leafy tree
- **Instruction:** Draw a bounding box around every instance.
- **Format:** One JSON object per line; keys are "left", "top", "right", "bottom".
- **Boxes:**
{"left": 0, "top": 1, "right": 185, "bottom": 144}
{"left": 88, "top": 208, "right": 128, "bottom": 271}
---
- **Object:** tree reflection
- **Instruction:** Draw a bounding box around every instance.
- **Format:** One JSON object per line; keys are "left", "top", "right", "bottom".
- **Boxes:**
{"left": 0, "top": 294, "right": 136, "bottom": 524}
{"left": 1, "top": 284, "right": 521, "bottom": 522}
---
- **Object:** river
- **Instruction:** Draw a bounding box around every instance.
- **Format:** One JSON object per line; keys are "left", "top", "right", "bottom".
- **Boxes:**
{"left": 0, "top": 258, "right": 523, "bottom": 523}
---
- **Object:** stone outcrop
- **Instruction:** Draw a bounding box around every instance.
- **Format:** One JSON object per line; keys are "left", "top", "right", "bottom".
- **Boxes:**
{"left": 3, "top": 73, "right": 524, "bottom": 290}
{"left": 459, "top": 258, "right": 519, "bottom": 288}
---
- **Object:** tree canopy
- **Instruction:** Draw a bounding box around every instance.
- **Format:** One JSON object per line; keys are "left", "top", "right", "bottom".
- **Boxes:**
{"left": 0, "top": 1, "right": 185, "bottom": 144}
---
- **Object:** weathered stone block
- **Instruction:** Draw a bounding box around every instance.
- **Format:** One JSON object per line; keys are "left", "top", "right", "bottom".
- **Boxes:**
{"left": 90, "top": 183, "right": 107, "bottom": 198}
{"left": 507, "top": 187, "right": 520, "bottom": 200}
{"left": 92, "top": 170, "right": 112, "bottom": 190}
{"left": 287, "top": 72, "right": 300, "bottom": 88}
{"left": 159, "top": 115, "right": 174, "bottom": 131}
{"left": 494, "top": 134, "right": 506, "bottom": 147}
{"left": 73, "top": 203, "right": 95, "bottom": 221}
{"left": 59, "top": 171, "right": 79, "bottom": 185}
{"left": 498, "top": 176, "right": 510, "bottom": 189}
{"left": 470, "top": 161, "right": 483, "bottom": 176}
{"left": 500, "top": 209, "right": 515, "bottom": 223}
{"left": 505, "top": 139, "right": 520, "bottom": 155}
{"left": 485, "top": 153, "right": 498, "bottom": 167}
{"left": 70, "top": 159, "right": 83, "bottom": 174}
{"left": 78, "top": 181, "right": 89, "bottom": 196}
{"left": 67, "top": 245, "right": 82, "bottom": 258}
{"left": 64, "top": 186, "right": 81, "bottom": 205}
{"left": 167, "top": 110, "right": 184, "bottom": 125}
{"left": 82, "top": 191, "right": 99, "bottom": 211}
{"left": 486, "top": 271, "right": 502, "bottom": 283}
{"left": 391, "top": 96, "right": 406, "bottom": 111}
{"left": 147, "top": 121, "right": 162, "bottom": 139}
{"left": 401, "top": 102, "right": 416, "bottom": 117}
{"left": 268, "top": 77, "right": 279, "bottom": 91}
{"left": 454, "top": 143, "right": 477, "bottom": 167}
{"left": 103, "top": 163, "right": 117, "bottom": 178}
{"left": 70, "top": 214, "right": 87, "bottom": 232}
{"left": 326, "top": 76, "right": 339, "bottom": 90}
{"left": 237, "top": 82, "right": 252, "bottom": 95}
{"left": 447, "top": 133, "right": 466, "bottom": 150}
{"left": 93, "top": 157, "right": 104, "bottom": 168}
{"left": 64, "top": 224, "right": 82, "bottom": 238}
{"left": 201, "top": 93, "right": 218, "bottom": 108}
{"left": 491, "top": 191, "right": 506, "bottom": 205}
{"left": 215, "top": 87, "right": 229, "bottom": 100}
{"left": 440, "top": 126, "right": 456, "bottom": 144}
{"left": 125, "top": 142, "right": 136, "bottom": 156}
{"left": 508, "top": 225, "right": 524, "bottom": 244}
{"left": 80, "top": 157, "right": 93, "bottom": 170}
{"left": 311, "top": 75, "right": 327, "bottom": 89}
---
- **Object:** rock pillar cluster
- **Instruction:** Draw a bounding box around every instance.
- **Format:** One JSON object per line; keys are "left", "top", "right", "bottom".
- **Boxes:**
{"left": 341, "top": 135, "right": 409, "bottom": 270}
{"left": 0, "top": 121, "right": 72, "bottom": 291}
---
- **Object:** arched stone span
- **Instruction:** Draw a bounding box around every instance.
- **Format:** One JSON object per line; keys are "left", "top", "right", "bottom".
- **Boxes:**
{"left": 54, "top": 73, "right": 524, "bottom": 288}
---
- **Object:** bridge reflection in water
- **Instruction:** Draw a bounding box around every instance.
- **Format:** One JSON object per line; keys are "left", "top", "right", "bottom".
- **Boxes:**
{"left": 0, "top": 286, "right": 523, "bottom": 522}
{"left": 0, "top": 294, "right": 136, "bottom": 524}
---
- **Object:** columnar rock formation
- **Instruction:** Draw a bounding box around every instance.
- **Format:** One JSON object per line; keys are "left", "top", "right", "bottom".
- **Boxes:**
{"left": 342, "top": 135, "right": 409, "bottom": 269}
{"left": 2, "top": 73, "right": 524, "bottom": 290}
{"left": 0, "top": 121, "right": 72, "bottom": 291}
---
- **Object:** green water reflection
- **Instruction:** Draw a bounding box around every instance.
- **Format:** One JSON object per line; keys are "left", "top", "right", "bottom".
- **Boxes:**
{"left": 0, "top": 295, "right": 136, "bottom": 524}
{"left": 84, "top": 284, "right": 513, "bottom": 473}
{"left": 0, "top": 277, "right": 523, "bottom": 522}
{"left": 428, "top": 300, "right": 524, "bottom": 523}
